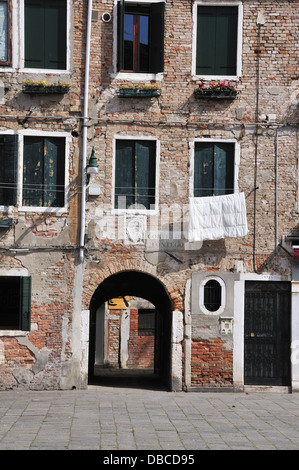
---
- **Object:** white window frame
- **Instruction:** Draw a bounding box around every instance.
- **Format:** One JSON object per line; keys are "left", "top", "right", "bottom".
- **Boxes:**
{"left": 189, "top": 138, "right": 240, "bottom": 197}
{"left": 112, "top": 135, "right": 160, "bottom": 215}
{"left": 0, "top": 268, "right": 30, "bottom": 336}
{"left": 192, "top": 0, "right": 243, "bottom": 81}
{"left": 18, "top": 130, "right": 71, "bottom": 213}
{"left": 111, "top": 0, "right": 165, "bottom": 82}
{"left": 200, "top": 275, "right": 226, "bottom": 316}
{"left": 18, "top": 0, "right": 71, "bottom": 74}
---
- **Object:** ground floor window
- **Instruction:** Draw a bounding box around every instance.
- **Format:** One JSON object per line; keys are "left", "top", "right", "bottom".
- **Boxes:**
{"left": 138, "top": 309, "right": 156, "bottom": 336}
{"left": 0, "top": 276, "right": 31, "bottom": 330}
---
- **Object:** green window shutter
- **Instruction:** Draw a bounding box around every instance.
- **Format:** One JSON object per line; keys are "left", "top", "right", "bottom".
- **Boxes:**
{"left": 23, "top": 136, "right": 44, "bottom": 206}
{"left": 117, "top": 0, "right": 125, "bottom": 71}
{"left": 194, "top": 142, "right": 214, "bottom": 197}
{"left": 20, "top": 276, "right": 31, "bottom": 331}
{"left": 149, "top": 2, "right": 164, "bottom": 73}
{"left": 214, "top": 143, "right": 234, "bottom": 196}
{"left": 0, "top": 1, "right": 8, "bottom": 63}
{"left": 44, "top": 0, "right": 66, "bottom": 69}
{"left": 44, "top": 137, "right": 65, "bottom": 207}
{"left": 135, "top": 140, "right": 156, "bottom": 209}
{"left": 196, "top": 7, "right": 216, "bottom": 76}
{"left": 0, "top": 135, "right": 18, "bottom": 205}
{"left": 25, "top": 0, "right": 66, "bottom": 70}
{"left": 215, "top": 7, "right": 237, "bottom": 76}
{"left": 25, "top": 0, "right": 45, "bottom": 68}
{"left": 196, "top": 6, "right": 237, "bottom": 76}
{"left": 115, "top": 140, "right": 134, "bottom": 208}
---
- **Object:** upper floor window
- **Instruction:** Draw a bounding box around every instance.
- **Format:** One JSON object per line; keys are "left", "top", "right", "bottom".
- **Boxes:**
{"left": 22, "top": 135, "right": 66, "bottom": 208}
{"left": 194, "top": 141, "right": 235, "bottom": 198}
{"left": 24, "top": 0, "right": 67, "bottom": 70}
{"left": 0, "top": 0, "right": 10, "bottom": 65}
{"left": 117, "top": 1, "right": 164, "bottom": 74}
{"left": 114, "top": 138, "right": 157, "bottom": 211}
{"left": 194, "top": 2, "right": 242, "bottom": 78}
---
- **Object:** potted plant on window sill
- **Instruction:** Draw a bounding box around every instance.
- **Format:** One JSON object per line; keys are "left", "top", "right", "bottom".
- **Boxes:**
{"left": 22, "top": 80, "right": 71, "bottom": 95}
{"left": 118, "top": 84, "right": 161, "bottom": 98}
{"left": 194, "top": 82, "right": 238, "bottom": 100}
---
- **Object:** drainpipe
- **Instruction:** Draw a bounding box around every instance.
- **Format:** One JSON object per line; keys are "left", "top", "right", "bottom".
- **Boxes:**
{"left": 253, "top": 16, "right": 263, "bottom": 273}
{"left": 80, "top": 0, "right": 93, "bottom": 263}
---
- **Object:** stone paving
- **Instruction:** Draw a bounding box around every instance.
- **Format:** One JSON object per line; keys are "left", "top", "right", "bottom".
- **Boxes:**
{"left": 0, "top": 386, "right": 299, "bottom": 451}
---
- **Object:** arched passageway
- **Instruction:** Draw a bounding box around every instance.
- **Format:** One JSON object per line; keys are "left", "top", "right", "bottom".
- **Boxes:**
{"left": 88, "top": 271, "right": 173, "bottom": 390}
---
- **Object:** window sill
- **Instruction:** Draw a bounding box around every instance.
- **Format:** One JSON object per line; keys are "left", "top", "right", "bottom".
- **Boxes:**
{"left": 112, "top": 71, "right": 164, "bottom": 82}
{"left": 192, "top": 74, "right": 239, "bottom": 82}
{"left": 19, "top": 68, "right": 70, "bottom": 75}
{"left": 19, "top": 206, "right": 67, "bottom": 215}
{"left": 112, "top": 208, "right": 158, "bottom": 216}
{"left": 0, "top": 330, "right": 29, "bottom": 337}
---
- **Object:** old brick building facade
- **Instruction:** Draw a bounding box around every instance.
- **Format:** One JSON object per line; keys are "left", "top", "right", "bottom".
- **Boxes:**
{"left": 0, "top": 0, "right": 298, "bottom": 392}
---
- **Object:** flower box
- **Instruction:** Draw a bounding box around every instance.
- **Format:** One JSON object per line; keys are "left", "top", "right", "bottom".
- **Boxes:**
{"left": 195, "top": 89, "right": 237, "bottom": 100}
{"left": 119, "top": 87, "right": 161, "bottom": 98}
{"left": 22, "top": 81, "right": 70, "bottom": 95}
{"left": 194, "top": 82, "right": 238, "bottom": 100}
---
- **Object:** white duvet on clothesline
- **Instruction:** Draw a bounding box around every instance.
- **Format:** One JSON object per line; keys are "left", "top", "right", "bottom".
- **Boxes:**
{"left": 188, "top": 192, "right": 249, "bottom": 242}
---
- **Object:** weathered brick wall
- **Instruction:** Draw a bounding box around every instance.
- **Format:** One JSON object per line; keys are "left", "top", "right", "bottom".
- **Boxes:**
{"left": 127, "top": 309, "right": 155, "bottom": 369}
{"left": 191, "top": 339, "right": 233, "bottom": 388}
{"left": 0, "top": 1, "right": 85, "bottom": 390}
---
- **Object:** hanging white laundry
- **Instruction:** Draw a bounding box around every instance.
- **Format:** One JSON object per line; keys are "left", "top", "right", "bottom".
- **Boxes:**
{"left": 188, "top": 192, "right": 249, "bottom": 242}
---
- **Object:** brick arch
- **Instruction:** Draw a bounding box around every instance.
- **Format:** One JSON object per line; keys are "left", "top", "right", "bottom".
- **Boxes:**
{"left": 83, "top": 261, "right": 184, "bottom": 312}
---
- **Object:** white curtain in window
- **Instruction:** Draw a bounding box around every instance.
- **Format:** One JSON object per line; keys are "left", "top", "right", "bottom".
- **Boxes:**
{"left": 188, "top": 192, "right": 248, "bottom": 242}
{"left": 0, "top": 2, "right": 7, "bottom": 62}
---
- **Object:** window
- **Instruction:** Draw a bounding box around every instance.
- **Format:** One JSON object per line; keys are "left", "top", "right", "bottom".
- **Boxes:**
{"left": 200, "top": 276, "right": 225, "bottom": 315}
{"left": 204, "top": 279, "right": 221, "bottom": 312}
{"left": 0, "top": 0, "right": 10, "bottom": 65}
{"left": 114, "top": 139, "right": 156, "bottom": 210}
{"left": 194, "top": 141, "right": 234, "bottom": 197}
{"left": 117, "top": 1, "right": 164, "bottom": 73}
{"left": 0, "top": 134, "right": 18, "bottom": 206}
{"left": 24, "top": 0, "right": 67, "bottom": 70}
{"left": 138, "top": 309, "right": 155, "bottom": 336}
{"left": 0, "top": 276, "right": 31, "bottom": 330}
{"left": 22, "top": 136, "right": 65, "bottom": 208}
{"left": 195, "top": 4, "right": 239, "bottom": 77}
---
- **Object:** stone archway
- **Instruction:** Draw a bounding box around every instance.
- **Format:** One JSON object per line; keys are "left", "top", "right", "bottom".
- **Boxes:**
{"left": 88, "top": 270, "right": 176, "bottom": 390}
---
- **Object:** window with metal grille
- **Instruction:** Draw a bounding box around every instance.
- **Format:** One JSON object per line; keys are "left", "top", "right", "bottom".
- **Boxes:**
{"left": 114, "top": 139, "right": 156, "bottom": 210}
{"left": 22, "top": 136, "right": 65, "bottom": 208}
{"left": 204, "top": 279, "right": 222, "bottom": 312}
{"left": 138, "top": 309, "right": 155, "bottom": 336}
